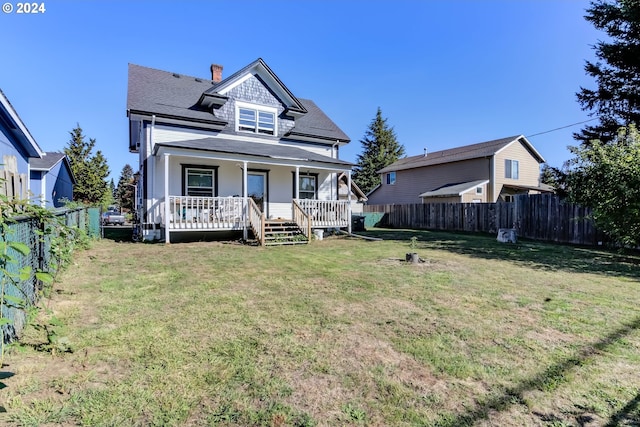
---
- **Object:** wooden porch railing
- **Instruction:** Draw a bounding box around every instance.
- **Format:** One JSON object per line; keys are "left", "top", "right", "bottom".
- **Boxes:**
{"left": 295, "top": 199, "right": 350, "bottom": 228}
{"left": 292, "top": 200, "right": 311, "bottom": 243}
{"left": 167, "top": 196, "right": 245, "bottom": 230}
{"left": 248, "top": 198, "right": 266, "bottom": 245}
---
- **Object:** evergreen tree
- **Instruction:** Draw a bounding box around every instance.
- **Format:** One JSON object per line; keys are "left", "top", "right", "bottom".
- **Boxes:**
{"left": 109, "top": 179, "right": 116, "bottom": 199}
{"left": 116, "top": 164, "right": 135, "bottom": 212}
{"left": 566, "top": 125, "right": 640, "bottom": 246}
{"left": 575, "top": 0, "right": 640, "bottom": 143}
{"left": 64, "top": 125, "right": 110, "bottom": 205}
{"left": 353, "top": 108, "right": 405, "bottom": 194}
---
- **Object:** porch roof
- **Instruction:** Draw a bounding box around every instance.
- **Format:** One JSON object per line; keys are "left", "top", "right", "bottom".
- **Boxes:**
{"left": 154, "top": 137, "right": 354, "bottom": 169}
{"left": 419, "top": 180, "right": 489, "bottom": 198}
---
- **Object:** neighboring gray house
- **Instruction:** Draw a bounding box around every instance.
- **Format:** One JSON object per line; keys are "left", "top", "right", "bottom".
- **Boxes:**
{"left": 127, "top": 58, "right": 355, "bottom": 243}
{"left": 0, "top": 89, "right": 45, "bottom": 200}
{"left": 368, "top": 135, "right": 549, "bottom": 205}
{"left": 30, "top": 152, "right": 76, "bottom": 208}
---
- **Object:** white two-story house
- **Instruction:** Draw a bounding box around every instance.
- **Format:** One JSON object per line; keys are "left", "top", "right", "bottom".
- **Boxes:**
{"left": 127, "top": 59, "right": 355, "bottom": 244}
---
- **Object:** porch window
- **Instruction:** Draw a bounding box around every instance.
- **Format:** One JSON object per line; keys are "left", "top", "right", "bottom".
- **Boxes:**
{"left": 293, "top": 172, "right": 318, "bottom": 199}
{"left": 237, "top": 104, "right": 276, "bottom": 135}
{"left": 299, "top": 175, "right": 317, "bottom": 199}
{"left": 183, "top": 166, "right": 217, "bottom": 197}
{"left": 505, "top": 159, "right": 519, "bottom": 179}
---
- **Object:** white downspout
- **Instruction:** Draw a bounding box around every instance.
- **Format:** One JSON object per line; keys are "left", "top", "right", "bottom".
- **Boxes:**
{"left": 164, "top": 153, "right": 170, "bottom": 244}
{"left": 149, "top": 115, "right": 156, "bottom": 229}
{"left": 242, "top": 161, "right": 248, "bottom": 241}
{"left": 331, "top": 140, "right": 339, "bottom": 200}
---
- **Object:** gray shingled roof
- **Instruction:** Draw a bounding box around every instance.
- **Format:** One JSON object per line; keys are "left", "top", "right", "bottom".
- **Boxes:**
{"left": 154, "top": 138, "right": 354, "bottom": 168}
{"left": 30, "top": 151, "right": 66, "bottom": 171}
{"left": 379, "top": 136, "right": 545, "bottom": 173}
{"left": 127, "top": 61, "right": 350, "bottom": 142}
{"left": 127, "top": 64, "right": 226, "bottom": 125}
{"left": 418, "top": 180, "right": 489, "bottom": 198}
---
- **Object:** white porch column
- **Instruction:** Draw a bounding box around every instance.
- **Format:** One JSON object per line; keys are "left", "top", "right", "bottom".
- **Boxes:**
{"left": 164, "top": 153, "right": 170, "bottom": 244}
{"left": 347, "top": 170, "right": 352, "bottom": 234}
{"left": 243, "top": 161, "right": 248, "bottom": 241}
{"left": 295, "top": 166, "right": 300, "bottom": 199}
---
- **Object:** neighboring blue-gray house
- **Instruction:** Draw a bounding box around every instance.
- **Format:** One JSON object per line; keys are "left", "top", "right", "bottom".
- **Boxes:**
{"left": 0, "top": 89, "right": 45, "bottom": 199}
{"left": 30, "top": 152, "right": 76, "bottom": 208}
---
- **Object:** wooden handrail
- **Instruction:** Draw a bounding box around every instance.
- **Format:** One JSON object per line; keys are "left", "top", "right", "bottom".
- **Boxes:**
{"left": 294, "top": 199, "right": 349, "bottom": 228}
{"left": 292, "top": 200, "right": 311, "bottom": 244}
{"left": 248, "top": 197, "right": 265, "bottom": 245}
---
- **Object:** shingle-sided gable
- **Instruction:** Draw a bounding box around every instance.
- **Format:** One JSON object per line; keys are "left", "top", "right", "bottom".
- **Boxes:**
{"left": 203, "top": 58, "right": 307, "bottom": 116}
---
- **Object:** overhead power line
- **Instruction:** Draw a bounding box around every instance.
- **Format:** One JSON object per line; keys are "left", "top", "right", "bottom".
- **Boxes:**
{"left": 526, "top": 118, "right": 598, "bottom": 138}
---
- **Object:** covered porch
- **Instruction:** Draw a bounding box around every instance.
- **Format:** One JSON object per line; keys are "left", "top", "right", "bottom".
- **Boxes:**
{"left": 145, "top": 140, "right": 354, "bottom": 244}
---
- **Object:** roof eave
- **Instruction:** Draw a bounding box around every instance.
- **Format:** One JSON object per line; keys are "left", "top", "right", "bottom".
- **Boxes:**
{"left": 285, "top": 130, "right": 350, "bottom": 145}
{"left": 0, "top": 90, "right": 45, "bottom": 158}
{"left": 197, "top": 92, "right": 229, "bottom": 109}
{"left": 128, "top": 109, "right": 228, "bottom": 129}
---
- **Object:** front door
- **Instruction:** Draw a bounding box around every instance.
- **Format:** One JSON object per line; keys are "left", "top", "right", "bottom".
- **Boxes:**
{"left": 248, "top": 171, "right": 268, "bottom": 215}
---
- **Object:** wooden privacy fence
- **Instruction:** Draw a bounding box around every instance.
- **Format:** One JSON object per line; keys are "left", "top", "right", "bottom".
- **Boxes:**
{"left": 364, "top": 194, "right": 603, "bottom": 246}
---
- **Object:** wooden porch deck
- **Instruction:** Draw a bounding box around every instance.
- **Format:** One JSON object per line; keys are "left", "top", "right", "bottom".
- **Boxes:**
{"left": 164, "top": 196, "right": 350, "bottom": 237}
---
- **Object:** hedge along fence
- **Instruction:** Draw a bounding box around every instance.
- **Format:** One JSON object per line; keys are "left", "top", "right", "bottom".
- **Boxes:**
{"left": 1, "top": 207, "right": 100, "bottom": 345}
{"left": 364, "top": 194, "right": 604, "bottom": 246}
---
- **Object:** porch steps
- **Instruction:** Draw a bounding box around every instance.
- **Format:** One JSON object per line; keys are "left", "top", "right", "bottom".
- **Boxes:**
{"left": 263, "top": 220, "right": 309, "bottom": 246}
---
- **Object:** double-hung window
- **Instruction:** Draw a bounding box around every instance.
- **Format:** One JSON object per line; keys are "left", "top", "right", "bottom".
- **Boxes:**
{"left": 386, "top": 171, "right": 396, "bottom": 185}
{"left": 237, "top": 102, "right": 276, "bottom": 136}
{"left": 505, "top": 159, "right": 519, "bottom": 179}
{"left": 185, "top": 167, "right": 215, "bottom": 197}
{"left": 298, "top": 175, "right": 317, "bottom": 199}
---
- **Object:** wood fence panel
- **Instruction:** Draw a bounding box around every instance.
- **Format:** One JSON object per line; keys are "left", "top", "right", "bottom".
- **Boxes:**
{"left": 364, "top": 194, "right": 603, "bottom": 246}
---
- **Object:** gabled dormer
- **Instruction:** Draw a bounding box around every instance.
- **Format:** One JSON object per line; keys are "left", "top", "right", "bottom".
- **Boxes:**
{"left": 197, "top": 58, "right": 307, "bottom": 119}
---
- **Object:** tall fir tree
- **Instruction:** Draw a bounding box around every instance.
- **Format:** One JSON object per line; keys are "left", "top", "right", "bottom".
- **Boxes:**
{"left": 64, "top": 125, "right": 110, "bottom": 205}
{"left": 575, "top": 0, "right": 640, "bottom": 143}
{"left": 116, "top": 164, "right": 135, "bottom": 212}
{"left": 353, "top": 108, "right": 405, "bottom": 194}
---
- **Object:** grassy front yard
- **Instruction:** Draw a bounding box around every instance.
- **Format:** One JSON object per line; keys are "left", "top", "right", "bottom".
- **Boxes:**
{"left": 2, "top": 229, "right": 640, "bottom": 426}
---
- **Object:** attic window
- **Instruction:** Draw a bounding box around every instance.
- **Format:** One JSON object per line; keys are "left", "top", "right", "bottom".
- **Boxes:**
{"left": 236, "top": 102, "right": 277, "bottom": 136}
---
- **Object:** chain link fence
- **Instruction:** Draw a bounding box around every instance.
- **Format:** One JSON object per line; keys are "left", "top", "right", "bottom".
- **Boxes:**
{"left": 1, "top": 207, "right": 100, "bottom": 344}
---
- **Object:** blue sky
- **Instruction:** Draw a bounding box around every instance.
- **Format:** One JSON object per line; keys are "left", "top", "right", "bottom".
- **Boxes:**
{"left": 1, "top": 0, "right": 600, "bottom": 182}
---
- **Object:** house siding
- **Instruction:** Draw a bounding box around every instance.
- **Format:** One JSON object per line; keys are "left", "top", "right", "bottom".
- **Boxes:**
{"left": 152, "top": 125, "right": 334, "bottom": 158}
{"left": 0, "top": 127, "right": 30, "bottom": 176}
{"left": 30, "top": 170, "right": 43, "bottom": 202}
{"left": 368, "top": 157, "right": 490, "bottom": 205}
{"left": 494, "top": 140, "right": 542, "bottom": 193}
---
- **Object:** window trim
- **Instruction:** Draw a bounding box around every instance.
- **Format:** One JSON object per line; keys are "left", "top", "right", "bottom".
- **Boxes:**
{"left": 505, "top": 159, "right": 519, "bottom": 180}
{"left": 386, "top": 171, "right": 396, "bottom": 185}
{"left": 181, "top": 164, "right": 218, "bottom": 197}
{"left": 292, "top": 172, "right": 319, "bottom": 200}
{"left": 235, "top": 101, "right": 278, "bottom": 136}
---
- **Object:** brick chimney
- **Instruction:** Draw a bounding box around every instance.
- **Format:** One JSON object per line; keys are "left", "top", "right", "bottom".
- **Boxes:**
{"left": 210, "top": 64, "right": 223, "bottom": 83}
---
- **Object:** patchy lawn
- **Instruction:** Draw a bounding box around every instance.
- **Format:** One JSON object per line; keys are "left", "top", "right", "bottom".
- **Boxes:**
{"left": 1, "top": 229, "right": 640, "bottom": 426}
